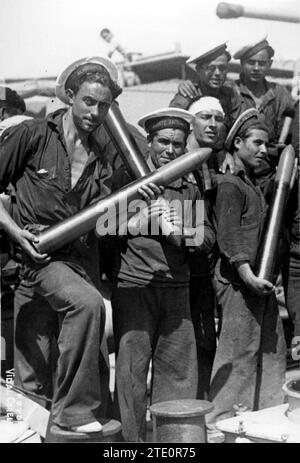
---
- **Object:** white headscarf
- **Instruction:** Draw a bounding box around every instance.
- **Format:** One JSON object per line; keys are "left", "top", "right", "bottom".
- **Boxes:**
{"left": 189, "top": 97, "right": 225, "bottom": 117}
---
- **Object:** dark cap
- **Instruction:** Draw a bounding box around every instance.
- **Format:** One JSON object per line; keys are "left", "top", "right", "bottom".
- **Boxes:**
{"left": 187, "top": 42, "right": 231, "bottom": 66}
{"left": 0, "top": 87, "right": 26, "bottom": 113}
{"left": 234, "top": 36, "right": 275, "bottom": 61}
{"left": 225, "top": 108, "right": 264, "bottom": 152}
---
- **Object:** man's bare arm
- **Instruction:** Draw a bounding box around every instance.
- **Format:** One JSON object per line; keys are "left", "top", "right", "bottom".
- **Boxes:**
{"left": 0, "top": 198, "right": 49, "bottom": 263}
{"left": 235, "top": 261, "right": 275, "bottom": 296}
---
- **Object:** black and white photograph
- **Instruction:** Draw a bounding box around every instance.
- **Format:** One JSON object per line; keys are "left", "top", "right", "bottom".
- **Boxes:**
{"left": 0, "top": 0, "right": 299, "bottom": 448}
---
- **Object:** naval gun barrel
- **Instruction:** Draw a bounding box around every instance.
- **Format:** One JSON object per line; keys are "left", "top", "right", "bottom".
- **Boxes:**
{"left": 216, "top": 2, "right": 300, "bottom": 23}
{"left": 35, "top": 147, "right": 211, "bottom": 254}
{"left": 255, "top": 145, "right": 296, "bottom": 282}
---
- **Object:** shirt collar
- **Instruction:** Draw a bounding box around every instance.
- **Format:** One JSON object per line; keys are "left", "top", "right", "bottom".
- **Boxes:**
{"left": 238, "top": 75, "right": 276, "bottom": 102}
{"left": 47, "top": 108, "right": 67, "bottom": 141}
{"left": 147, "top": 154, "right": 157, "bottom": 172}
{"left": 233, "top": 165, "right": 246, "bottom": 178}
{"left": 233, "top": 165, "right": 262, "bottom": 189}
{"left": 46, "top": 108, "right": 102, "bottom": 164}
{"left": 198, "top": 81, "right": 227, "bottom": 98}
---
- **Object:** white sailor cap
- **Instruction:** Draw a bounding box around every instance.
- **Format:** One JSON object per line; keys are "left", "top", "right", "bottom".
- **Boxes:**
{"left": 55, "top": 56, "right": 119, "bottom": 104}
{"left": 186, "top": 41, "right": 230, "bottom": 65}
{"left": 233, "top": 35, "right": 275, "bottom": 61}
{"left": 138, "top": 107, "right": 193, "bottom": 134}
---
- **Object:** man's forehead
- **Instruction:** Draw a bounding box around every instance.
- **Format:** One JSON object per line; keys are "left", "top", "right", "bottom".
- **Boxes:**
{"left": 245, "top": 49, "right": 271, "bottom": 62}
{"left": 195, "top": 109, "right": 224, "bottom": 116}
{"left": 154, "top": 128, "right": 185, "bottom": 139}
{"left": 248, "top": 128, "right": 269, "bottom": 139}
{"left": 77, "top": 80, "right": 112, "bottom": 97}
{"left": 201, "top": 54, "right": 229, "bottom": 66}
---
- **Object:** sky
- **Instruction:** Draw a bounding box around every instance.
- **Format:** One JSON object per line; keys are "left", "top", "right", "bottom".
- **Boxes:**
{"left": 0, "top": 0, "right": 299, "bottom": 79}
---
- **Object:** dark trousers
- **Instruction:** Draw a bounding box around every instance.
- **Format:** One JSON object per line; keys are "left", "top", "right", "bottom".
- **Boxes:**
{"left": 286, "top": 273, "right": 300, "bottom": 338}
{"left": 206, "top": 280, "right": 286, "bottom": 428}
{"left": 112, "top": 283, "right": 198, "bottom": 442}
{"left": 14, "top": 281, "right": 58, "bottom": 407}
{"left": 282, "top": 257, "right": 300, "bottom": 338}
{"left": 189, "top": 275, "right": 216, "bottom": 400}
{"left": 14, "top": 260, "right": 110, "bottom": 427}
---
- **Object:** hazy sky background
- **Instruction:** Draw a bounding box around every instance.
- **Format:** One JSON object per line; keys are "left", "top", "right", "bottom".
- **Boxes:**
{"left": 0, "top": 0, "right": 299, "bottom": 79}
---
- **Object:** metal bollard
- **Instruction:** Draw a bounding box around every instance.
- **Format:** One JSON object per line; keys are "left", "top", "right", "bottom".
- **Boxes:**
{"left": 150, "top": 399, "right": 213, "bottom": 443}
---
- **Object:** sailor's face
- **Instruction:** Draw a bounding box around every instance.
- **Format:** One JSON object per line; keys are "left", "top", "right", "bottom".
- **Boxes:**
{"left": 69, "top": 81, "right": 112, "bottom": 133}
{"left": 197, "top": 54, "right": 229, "bottom": 89}
{"left": 235, "top": 129, "right": 269, "bottom": 170}
{"left": 241, "top": 49, "right": 272, "bottom": 84}
{"left": 150, "top": 128, "right": 186, "bottom": 168}
{"left": 192, "top": 110, "right": 224, "bottom": 146}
